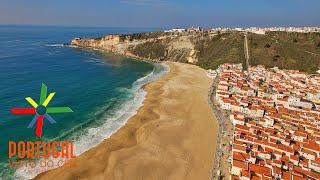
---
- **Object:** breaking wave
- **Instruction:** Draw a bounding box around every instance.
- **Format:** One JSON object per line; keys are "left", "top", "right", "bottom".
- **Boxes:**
{"left": 14, "top": 63, "right": 169, "bottom": 179}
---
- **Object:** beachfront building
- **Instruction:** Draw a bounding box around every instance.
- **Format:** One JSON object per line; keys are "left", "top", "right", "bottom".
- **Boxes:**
{"left": 215, "top": 63, "right": 320, "bottom": 179}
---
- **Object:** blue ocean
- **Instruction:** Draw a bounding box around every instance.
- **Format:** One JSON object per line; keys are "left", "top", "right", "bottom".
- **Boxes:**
{"left": 0, "top": 25, "right": 166, "bottom": 179}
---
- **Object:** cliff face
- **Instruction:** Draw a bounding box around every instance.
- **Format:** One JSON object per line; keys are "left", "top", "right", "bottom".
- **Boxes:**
{"left": 71, "top": 35, "right": 129, "bottom": 54}
{"left": 71, "top": 32, "right": 211, "bottom": 63}
{"left": 71, "top": 31, "right": 320, "bottom": 73}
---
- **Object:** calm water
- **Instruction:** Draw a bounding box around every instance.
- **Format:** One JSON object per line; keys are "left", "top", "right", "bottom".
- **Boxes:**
{"left": 0, "top": 25, "right": 164, "bottom": 178}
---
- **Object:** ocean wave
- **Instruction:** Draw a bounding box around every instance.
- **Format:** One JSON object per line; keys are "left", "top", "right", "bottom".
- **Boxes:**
{"left": 44, "top": 43, "right": 77, "bottom": 48}
{"left": 0, "top": 55, "right": 19, "bottom": 59}
{"left": 82, "top": 57, "right": 106, "bottom": 66}
{"left": 45, "top": 44, "right": 65, "bottom": 47}
{"left": 14, "top": 63, "right": 169, "bottom": 179}
{"left": 0, "top": 40, "right": 22, "bottom": 43}
{"left": 89, "top": 57, "right": 101, "bottom": 61}
{"left": 44, "top": 44, "right": 66, "bottom": 47}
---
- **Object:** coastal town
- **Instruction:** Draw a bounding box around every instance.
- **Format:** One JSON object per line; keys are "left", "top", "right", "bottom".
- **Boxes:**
{"left": 165, "top": 27, "right": 320, "bottom": 35}
{"left": 70, "top": 26, "right": 320, "bottom": 179}
{"left": 2, "top": 0, "right": 320, "bottom": 179}
{"left": 210, "top": 63, "right": 320, "bottom": 179}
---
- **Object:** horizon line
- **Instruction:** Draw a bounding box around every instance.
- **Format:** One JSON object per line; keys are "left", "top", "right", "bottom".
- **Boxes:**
{"left": 0, "top": 23, "right": 319, "bottom": 29}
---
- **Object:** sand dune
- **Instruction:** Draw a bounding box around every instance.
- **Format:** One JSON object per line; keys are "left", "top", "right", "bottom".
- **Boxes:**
{"left": 36, "top": 62, "right": 218, "bottom": 180}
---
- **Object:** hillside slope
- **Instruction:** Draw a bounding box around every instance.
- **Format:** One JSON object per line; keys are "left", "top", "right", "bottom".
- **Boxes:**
{"left": 248, "top": 32, "right": 320, "bottom": 73}
{"left": 71, "top": 31, "right": 320, "bottom": 73}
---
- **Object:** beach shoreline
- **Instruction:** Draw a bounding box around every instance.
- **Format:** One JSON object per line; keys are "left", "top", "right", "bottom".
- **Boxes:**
{"left": 35, "top": 62, "right": 218, "bottom": 180}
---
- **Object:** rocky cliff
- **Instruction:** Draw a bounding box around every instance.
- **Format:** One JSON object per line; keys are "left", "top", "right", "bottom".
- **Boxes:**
{"left": 71, "top": 32, "right": 216, "bottom": 63}
{"left": 71, "top": 31, "right": 320, "bottom": 73}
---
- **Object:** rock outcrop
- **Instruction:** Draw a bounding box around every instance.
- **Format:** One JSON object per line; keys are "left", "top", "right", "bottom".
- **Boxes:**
{"left": 71, "top": 31, "right": 320, "bottom": 73}
{"left": 71, "top": 32, "right": 207, "bottom": 63}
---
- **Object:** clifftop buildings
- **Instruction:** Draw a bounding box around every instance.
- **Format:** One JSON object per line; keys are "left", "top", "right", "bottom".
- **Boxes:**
{"left": 165, "top": 27, "right": 320, "bottom": 34}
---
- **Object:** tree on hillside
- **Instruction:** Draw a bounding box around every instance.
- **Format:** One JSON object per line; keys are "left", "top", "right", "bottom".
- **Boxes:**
{"left": 273, "top": 55, "right": 280, "bottom": 62}
{"left": 265, "top": 43, "right": 271, "bottom": 48}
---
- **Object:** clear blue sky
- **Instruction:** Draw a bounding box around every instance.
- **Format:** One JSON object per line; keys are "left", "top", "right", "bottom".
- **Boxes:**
{"left": 0, "top": 0, "right": 319, "bottom": 28}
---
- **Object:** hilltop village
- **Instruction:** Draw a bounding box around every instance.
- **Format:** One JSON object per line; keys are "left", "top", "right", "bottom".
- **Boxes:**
{"left": 165, "top": 26, "right": 320, "bottom": 35}
{"left": 211, "top": 63, "right": 320, "bottom": 179}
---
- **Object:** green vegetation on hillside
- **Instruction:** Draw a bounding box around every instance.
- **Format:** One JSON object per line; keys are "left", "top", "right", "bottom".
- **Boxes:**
{"left": 130, "top": 40, "right": 166, "bottom": 60}
{"left": 125, "top": 32, "right": 169, "bottom": 40}
{"left": 248, "top": 32, "right": 320, "bottom": 73}
{"left": 127, "top": 31, "right": 320, "bottom": 73}
{"left": 196, "top": 32, "right": 246, "bottom": 70}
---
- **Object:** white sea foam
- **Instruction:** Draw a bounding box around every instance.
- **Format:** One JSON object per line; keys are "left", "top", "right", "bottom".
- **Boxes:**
{"left": 2, "top": 40, "right": 22, "bottom": 43}
{"left": 44, "top": 44, "right": 66, "bottom": 47}
{"left": 14, "top": 63, "right": 169, "bottom": 179}
{"left": 45, "top": 44, "right": 78, "bottom": 48}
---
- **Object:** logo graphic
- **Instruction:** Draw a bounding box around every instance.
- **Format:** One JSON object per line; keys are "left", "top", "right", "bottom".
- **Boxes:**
{"left": 11, "top": 83, "right": 73, "bottom": 138}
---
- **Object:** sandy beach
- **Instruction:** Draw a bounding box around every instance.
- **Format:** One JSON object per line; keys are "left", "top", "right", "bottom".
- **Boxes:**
{"left": 36, "top": 62, "right": 218, "bottom": 180}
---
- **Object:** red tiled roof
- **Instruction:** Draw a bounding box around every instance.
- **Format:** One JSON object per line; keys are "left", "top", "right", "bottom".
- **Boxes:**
{"left": 232, "top": 159, "right": 248, "bottom": 170}
{"left": 249, "top": 164, "right": 271, "bottom": 176}
{"left": 233, "top": 152, "right": 249, "bottom": 161}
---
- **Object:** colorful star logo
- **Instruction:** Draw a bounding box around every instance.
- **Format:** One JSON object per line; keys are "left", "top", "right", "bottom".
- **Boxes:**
{"left": 10, "top": 83, "right": 73, "bottom": 138}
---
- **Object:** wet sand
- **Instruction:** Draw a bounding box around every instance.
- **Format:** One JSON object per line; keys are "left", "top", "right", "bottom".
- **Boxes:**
{"left": 36, "top": 62, "right": 218, "bottom": 180}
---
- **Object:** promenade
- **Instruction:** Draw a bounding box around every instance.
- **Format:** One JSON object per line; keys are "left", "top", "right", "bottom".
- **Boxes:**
{"left": 209, "top": 76, "right": 233, "bottom": 180}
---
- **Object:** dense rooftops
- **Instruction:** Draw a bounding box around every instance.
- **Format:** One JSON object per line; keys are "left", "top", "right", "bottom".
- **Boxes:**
{"left": 214, "top": 63, "right": 320, "bottom": 179}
